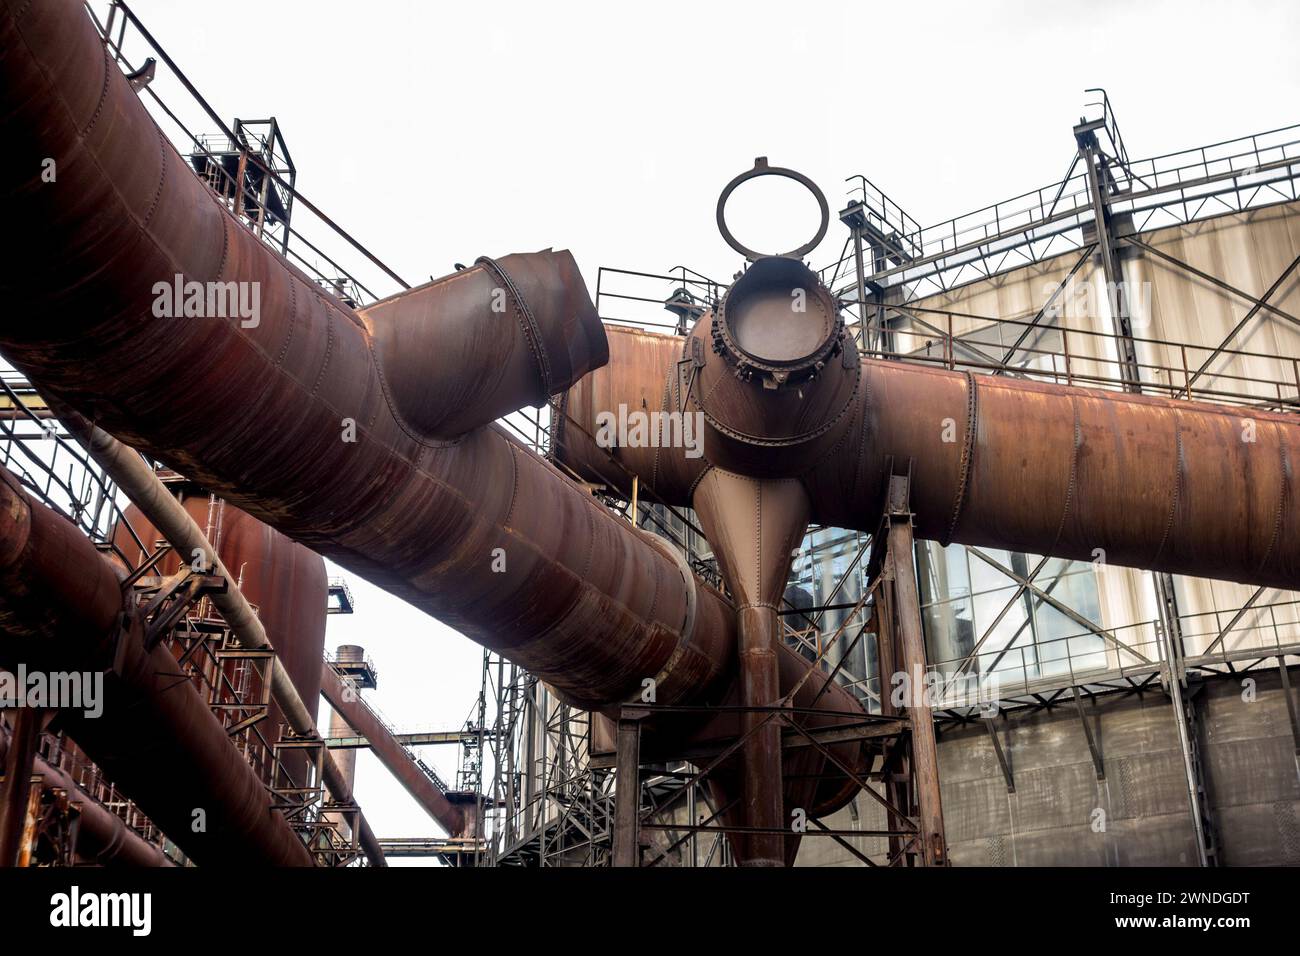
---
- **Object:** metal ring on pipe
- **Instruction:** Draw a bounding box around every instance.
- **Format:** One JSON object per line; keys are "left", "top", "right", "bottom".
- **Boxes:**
{"left": 715, "top": 157, "right": 830, "bottom": 261}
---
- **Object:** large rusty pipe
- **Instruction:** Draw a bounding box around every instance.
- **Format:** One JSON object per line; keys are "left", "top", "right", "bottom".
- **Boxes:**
{"left": 0, "top": 720, "right": 174, "bottom": 867}
{"left": 59, "top": 411, "right": 386, "bottom": 866}
{"left": 362, "top": 256, "right": 607, "bottom": 439}
{"left": 0, "top": 0, "right": 735, "bottom": 714}
{"left": 319, "top": 660, "right": 467, "bottom": 838}
{"left": 0, "top": 465, "right": 314, "bottom": 866}
{"left": 561, "top": 326, "right": 1300, "bottom": 593}
{"left": 804, "top": 359, "right": 1300, "bottom": 591}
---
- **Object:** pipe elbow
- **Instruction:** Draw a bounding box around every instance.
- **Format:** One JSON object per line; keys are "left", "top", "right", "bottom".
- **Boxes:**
{"left": 363, "top": 249, "right": 607, "bottom": 439}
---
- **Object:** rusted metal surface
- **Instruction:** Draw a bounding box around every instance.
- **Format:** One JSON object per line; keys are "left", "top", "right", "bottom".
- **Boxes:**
{"left": 0, "top": 708, "right": 43, "bottom": 866}
{"left": 565, "top": 323, "right": 1300, "bottom": 594}
{"left": 319, "top": 659, "right": 468, "bottom": 838}
{"left": 556, "top": 325, "right": 706, "bottom": 503}
{"left": 362, "top": 253, "right": 606, "bottom": 439}
{"left": 21, "top": 0, "right": 1295, "bottom": 870}
{"left": 688, "top": 257, "right": 861, "bottom": 478}
{"left": 804, "top": 359, "right": 1300, "bottom": 591}
{"left": 110, "top": 478, "right": 327, "bottom": 776}
{"left": 0, "top": 0, "right": 735, "bottom": 715}
{"left": 0, "top": 464, "right": 315, "bottom": 866}
{"left": 63, "top": 413, "right": 385, "bottom": 865}
{"left": 734, "top": 604, "right": 785, "bottom": 867}
{"left": 0, "top": 720, "right": 173, "bottom": 867}
{"left": 323, "top": 646, "right": 363, "bottom": 841}
{"left": 611, "top": 710, "right": 644, "bottom": 867}
{"left": 692, "top": 469, "right": 810, "bottom": 866}
{"left": 0, "top": 1, "right": 884, "bottom": 867}
{"left": 883, "top": 475, "right": 946, "bottom": 865}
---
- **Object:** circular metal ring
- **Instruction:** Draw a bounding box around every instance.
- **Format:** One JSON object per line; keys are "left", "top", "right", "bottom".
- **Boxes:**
{"left": 715, "top": 157, "right": 830, "bottom": 261}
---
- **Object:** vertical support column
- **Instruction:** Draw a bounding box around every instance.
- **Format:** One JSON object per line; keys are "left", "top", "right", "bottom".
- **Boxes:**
{"left": 850, "top": 224, "right": 869, "bottom": 352}
{"left": 324, "top": 645, "right": 365, "bottom": 844}
{"left": 840, "top": 200, "right": 889, "bottom": 355}
{"left": 0, "top": 708, "right": 44, "bottom": 867}
{"left": 1160, "top": 595, "right": 1215, "bottom": 866}
{"left": 1076, "top": 127, "right": 1142, "bottom": 392}
{"left": 872, "top": 570, "right": 910, "bottom": 863}
{"left": 1077, "top": 116, "right": 1214, "bottom": 864}
{"left": 612, "top": 707, "right": 645, "bottom": 868}
{"left": 885, "top": 475, "right": 947, "bottom": 866}
{"left": 1279, "top": 657, "right": 1300, "bottom": 785}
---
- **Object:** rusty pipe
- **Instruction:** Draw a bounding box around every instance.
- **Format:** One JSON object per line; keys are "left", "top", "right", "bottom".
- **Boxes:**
{"left": 688, "top": 256, "right": 861, "bottom": 478}
{"left": 0, "top": 720, "right": 174, "bottom": 867}
{"left": 692, "top": 469, "right": 811, "bottom": 866}
{"left": 362, "top": 254, "right": 607, "bottom": 438}
{"left": 557, "top": 325, "right": 708, "bottom": 502}
{"left": 0, "top": 465, "right": 315, "bottom": 866}
{"left": 803, "top": 359, "right": 1300, "bottom": 591}
{"left": 0, "top": 0, "right": 735, "bottom": 713}
{"left": 0, "top": 707, "right": 42, "bottom": 866}
{"left": 60, "top": 411, "right": 386, "bottom": 865}
{"left": 319, "top": 659, "right": 467, "bottom": 838}
{"left": 562, "top": 323, "right": 1300, "bottom": 594}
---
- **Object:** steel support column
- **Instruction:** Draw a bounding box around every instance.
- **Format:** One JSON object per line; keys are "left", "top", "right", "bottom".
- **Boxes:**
{"left": 0, "top": 708, "right": 44, "bottom": 867}
{"left": 612, "top": 708, "right": 645, "bottom": 867}
{"left": 1278, "top": 657, "right": 1300, "bottom": 785}
{"left": 1161, "top": 606, "right": 1216, "bottom": 867}
{"left": 737, "top": 604, "right": 786, "bottom": 867}
{"left": 885, "top": 475, "right": 947, "bottom": 866}
{"left": 1076, "top": 123, "right": 1142, "bottom": 391}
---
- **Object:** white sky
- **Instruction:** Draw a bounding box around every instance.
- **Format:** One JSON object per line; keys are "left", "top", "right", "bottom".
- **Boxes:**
{"left": 119, "top": 0, "right": 1300, "bottom": 863}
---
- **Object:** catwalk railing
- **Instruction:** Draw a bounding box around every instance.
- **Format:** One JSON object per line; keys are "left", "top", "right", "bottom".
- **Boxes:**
{"left": 820, "top": 121, "right": 1300, "bottom": 300}
{"left": 920, "top": 595, "right": 1300, "bottom": 715}
{"left": 84, "top": 0, "right": 409, "bottom": 306}
{"left": 323, "top": 655, "right": 453, "bottom": 795}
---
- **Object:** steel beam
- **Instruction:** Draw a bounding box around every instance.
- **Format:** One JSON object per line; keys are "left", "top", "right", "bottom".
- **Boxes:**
{"left": 885, "top": 475, "right": 947, "bottom": 866}
{"left": 1279, "top": 657, "right": 1300, "bottom": 785}
{"left": 612, "top": 709, "right": 645, "bottom": 867}
{"left": 0, "top": 708, "right": 43, "bottom": 867}
{"left": 982, "top": 716, "right": 1015, "bottom": 793}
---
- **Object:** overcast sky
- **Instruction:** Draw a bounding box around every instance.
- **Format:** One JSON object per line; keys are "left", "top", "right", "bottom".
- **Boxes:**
{"left": 119, "top": 0, "right": 1300, "bottom": 863}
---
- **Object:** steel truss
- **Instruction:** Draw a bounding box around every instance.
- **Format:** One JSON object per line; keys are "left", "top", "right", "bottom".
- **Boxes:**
{"left": 0, "top": 376, "right": 363, "bottom": 866}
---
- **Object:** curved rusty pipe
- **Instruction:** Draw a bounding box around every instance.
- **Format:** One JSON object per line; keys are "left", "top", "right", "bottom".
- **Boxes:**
{"left": 561, "top": 325, "right": 1300, "bottom": 593}
{"left": 0, "top": 0, "right": 736, "bottom": 714}
{"left": 63, "top": 413, "right": 386, "bottom": 865}
{"left": 0, "top": 721, "right": 174, "bottom": 867}
{"left": 0, "top": 466, "right": 315, "bottom": 866}
{"left": 363, "top": 254, "right": 607, "bottom": 438}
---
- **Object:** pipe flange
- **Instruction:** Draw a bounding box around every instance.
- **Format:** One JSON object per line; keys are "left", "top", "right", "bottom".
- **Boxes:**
{"left": 711, "top": 255, "right": 846, "bottom": 389}
{"left": 640, "top": 529, "right": 699, "bottom": 704}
